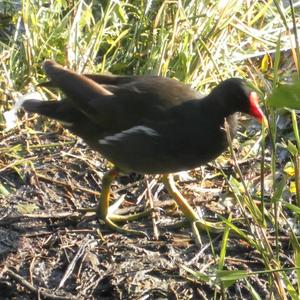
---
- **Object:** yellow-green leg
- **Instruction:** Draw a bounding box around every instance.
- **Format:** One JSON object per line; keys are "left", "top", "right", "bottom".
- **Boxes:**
{"left": 161, "top": 174, "right": 224, "bottom": 244}
{"left": 96, "top": 167, "right": 151, "bottom": 237}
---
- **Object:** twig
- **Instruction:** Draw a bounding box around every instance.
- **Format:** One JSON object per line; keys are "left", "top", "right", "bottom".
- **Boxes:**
{"left": 146, "top": 179, "right": 159, "bottom": 240}
{"left": 224, "top": 119, "right": 273, "bottom": 254}
{"left": 5, "top": 268, "right": 75, "bottom": 300}
{"left": 36, "top": 173, "right": 100, "bottom": 196}
{"left": 25, "top": 229, "right": 97, "bottom": 238}
{"left": 0, "top": 212, "right": 85, "bottom": 226}
{"left": 136, "top": 177, "right": 158, "bottom": 204}
{"left": 58, "top": 238, "right": 91, "bottom": 289}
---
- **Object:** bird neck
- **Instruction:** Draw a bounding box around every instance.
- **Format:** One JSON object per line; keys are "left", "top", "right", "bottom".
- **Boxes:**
{"left": 202, "top": 93, "right": 237, "bottom": 120}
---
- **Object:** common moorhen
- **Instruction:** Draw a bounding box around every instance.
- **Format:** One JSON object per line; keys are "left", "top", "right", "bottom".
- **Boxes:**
{"left": 22, "top": 60, "right": 265, "bottom": 241}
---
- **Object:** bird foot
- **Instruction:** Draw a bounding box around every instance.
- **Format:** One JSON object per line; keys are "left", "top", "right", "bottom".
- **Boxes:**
{"left": 104, "top": 216, "right": 149, "bottom": 238}
{"left": 194, "top": 219, "right": 225, "bottom": 233}
{"left": 101, "top": 208, "right": 153, "bottom": 237}
{"left": 164, "top": 218, "right": 224, "bottom": 245}
{"left": 78, "top": 206, "right": 153, "bottom": 237}
{"left": 191, "top": 219, "right": 224, "bottom": 245}
{"left": 108, "top": 208, "right": 154, "bottom": 222}
{"left": 78, "top": 207, "right": 97, "bottom": 214}
{"left": 162, "top": 174, "right": 225, "bottom": 245}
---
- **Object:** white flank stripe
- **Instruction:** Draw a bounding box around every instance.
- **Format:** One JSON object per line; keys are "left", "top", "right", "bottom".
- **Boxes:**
{"left": 98, "top": 125, "right": 159, "bottom": 145}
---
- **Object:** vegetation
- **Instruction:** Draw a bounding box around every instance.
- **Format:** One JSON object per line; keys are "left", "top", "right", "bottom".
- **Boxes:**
{"left": 1, "top": 0, "right": 300, "bottom": 299}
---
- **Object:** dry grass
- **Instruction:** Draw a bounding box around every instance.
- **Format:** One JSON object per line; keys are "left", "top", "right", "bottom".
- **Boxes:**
{"left": 1, "top": 1, "right": 300, "bottom": 299}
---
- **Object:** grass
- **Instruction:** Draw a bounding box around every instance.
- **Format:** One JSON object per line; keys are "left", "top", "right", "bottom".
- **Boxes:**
{"left": 1, "top": 0, "right": 300, "bottom": 299}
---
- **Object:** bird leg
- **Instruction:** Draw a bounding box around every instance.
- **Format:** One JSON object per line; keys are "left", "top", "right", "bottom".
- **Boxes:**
{"left": 161, "top": 174, "right": 224, "bottom": 244}
{"left": 96, "top": 167, "right": 151, "bottom": 237}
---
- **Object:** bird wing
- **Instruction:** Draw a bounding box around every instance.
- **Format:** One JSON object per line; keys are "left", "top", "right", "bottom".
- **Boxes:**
{"left": 40, "top": 61, "right": 202, "bottom": 131}
{"left": 97, "top": 124, "right": 172, "bottom": 173}
{"left": 38, "top": 73, "right": 135, "bottom": 88}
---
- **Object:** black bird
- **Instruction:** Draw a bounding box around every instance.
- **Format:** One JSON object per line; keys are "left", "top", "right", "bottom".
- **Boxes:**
{"left": 23, "top": 60, "right": 265, "bottom": 241}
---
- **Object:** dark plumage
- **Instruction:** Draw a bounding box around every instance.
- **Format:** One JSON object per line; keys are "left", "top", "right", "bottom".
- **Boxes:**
{"left": 22, "top": 60, "right": 265, "bottom": 241}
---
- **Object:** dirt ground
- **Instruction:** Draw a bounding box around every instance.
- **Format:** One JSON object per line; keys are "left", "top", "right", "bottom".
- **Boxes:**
{"left": 0, "top": 119, "right": 289, "bottom": 299}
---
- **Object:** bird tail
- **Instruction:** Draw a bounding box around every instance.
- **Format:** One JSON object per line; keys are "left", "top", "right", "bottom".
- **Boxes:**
{"left": 22, "top": 99, "right": 81, "bottom": 123}
{"left": 23, "top": 99, "right": 59, "bottom": 117}
{"left": 42, "top": 60, "right": 113, "bottom": 100}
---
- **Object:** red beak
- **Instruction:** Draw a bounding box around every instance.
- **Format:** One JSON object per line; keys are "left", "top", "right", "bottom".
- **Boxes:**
{"left": 248, "top": 92, "right": 267, "bottom": 127}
